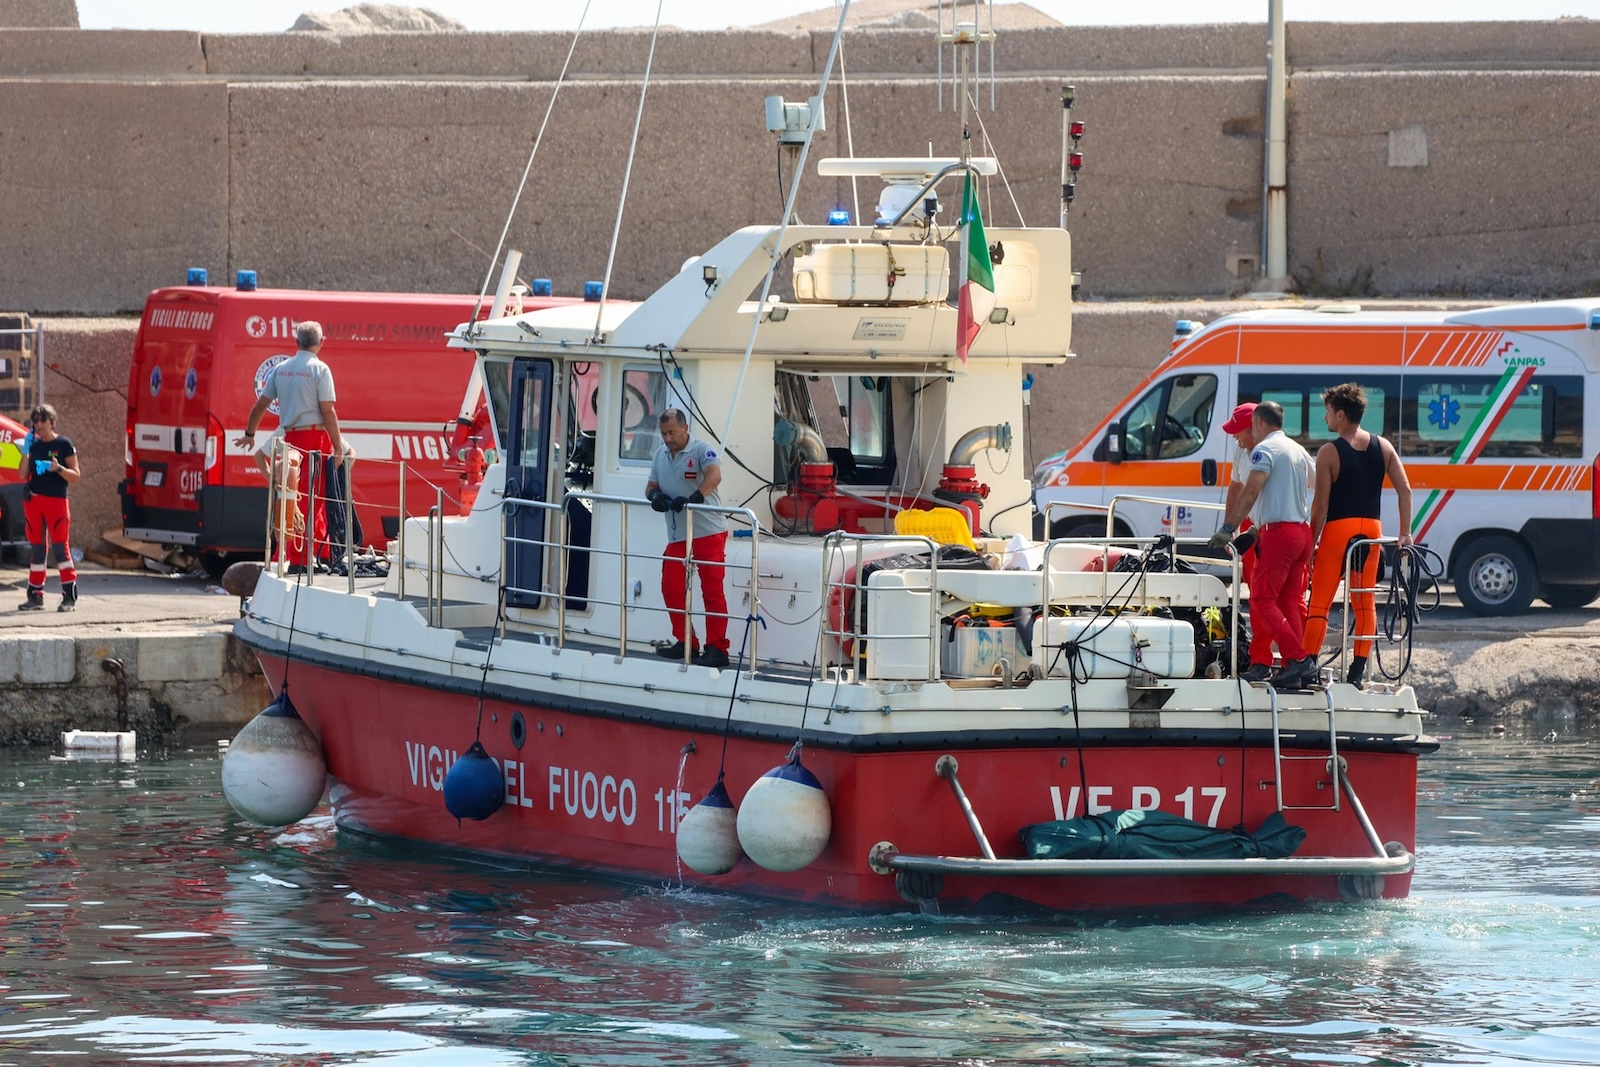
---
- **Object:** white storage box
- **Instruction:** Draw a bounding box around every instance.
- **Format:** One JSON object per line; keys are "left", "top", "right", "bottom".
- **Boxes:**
{"left": 793, "top": 243, "right": 950, "bottom": 305}
{"left": 1031, "top": 616, "right": 1196, "bottom": 680}
{"left": 940, "top": 622, "right": 1027, "bottom": 679}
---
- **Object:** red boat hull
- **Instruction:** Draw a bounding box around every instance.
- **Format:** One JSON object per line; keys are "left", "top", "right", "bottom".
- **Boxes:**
{"left": 257, "top": 653, "right": 1419, "bottom": 913}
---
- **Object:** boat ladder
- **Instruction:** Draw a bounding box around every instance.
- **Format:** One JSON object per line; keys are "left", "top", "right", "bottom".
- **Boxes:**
{"left": 1268, "top": 684, "right": 1343, "bottom": 812}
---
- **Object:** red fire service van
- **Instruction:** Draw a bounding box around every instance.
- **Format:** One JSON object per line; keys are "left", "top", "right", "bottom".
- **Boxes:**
{"left": 120, "top": 279, "right": 574, "bottom": 577}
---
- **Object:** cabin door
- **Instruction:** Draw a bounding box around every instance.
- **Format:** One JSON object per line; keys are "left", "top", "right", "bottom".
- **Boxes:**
{"left": 504, "top": 357, "right": 555, "bottom": 608}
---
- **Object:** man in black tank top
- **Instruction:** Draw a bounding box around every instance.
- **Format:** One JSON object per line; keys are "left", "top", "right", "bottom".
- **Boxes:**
{"left": 1305, "top": 382, "right": 1413, "bottom": 687}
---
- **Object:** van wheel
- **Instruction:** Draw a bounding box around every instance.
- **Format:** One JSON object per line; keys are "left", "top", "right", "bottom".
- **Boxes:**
{"left": 1540, "top": 583, "right": 1600, "bottom": 610}
{"left": 1452, "top": 536, "right": 1536, "bottom": 616}
{"left": 199, "top": 551, "right": 252, "bottom": 582}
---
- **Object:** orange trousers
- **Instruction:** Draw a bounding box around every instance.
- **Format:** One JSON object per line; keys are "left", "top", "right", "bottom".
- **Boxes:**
{"left": 1303, "top": 516, "right": 1382, "bottom": 658}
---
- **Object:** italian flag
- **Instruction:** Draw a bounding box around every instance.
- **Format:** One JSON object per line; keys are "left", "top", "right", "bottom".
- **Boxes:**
{"left": 957, "top": 170, "right": 995, "bottom": 364}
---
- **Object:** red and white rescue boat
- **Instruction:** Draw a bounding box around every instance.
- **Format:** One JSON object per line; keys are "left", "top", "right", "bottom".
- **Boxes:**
{"left": 229, "top": 2, "right": 1433, "bottom": 914}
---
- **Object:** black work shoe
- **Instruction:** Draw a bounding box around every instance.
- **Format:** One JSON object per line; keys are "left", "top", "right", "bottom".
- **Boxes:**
{"left": 1346, "top": 656, "right": 1367, "bottom": 689}
{"left": 655, "top": 640, "right": 692, "bottom": 660}
{"left": 1269, "top": 655, "right": 1318, "bottom": 690}
{"left": 19, "top": 590, "right": 44, "bottom": 612}
{"left": 1239, "top": 662, "right": 1273, "bottom": 683}
{"left": 58, "top": 582, "right": 77, "bottom": 612}
{"left": 694, "top": 646, "right": 730, "bottom": 669}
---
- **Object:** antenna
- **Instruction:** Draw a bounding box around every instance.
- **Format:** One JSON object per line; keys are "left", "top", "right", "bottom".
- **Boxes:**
{"left": 936, "top": 1, "right": 997, "bottom": 159}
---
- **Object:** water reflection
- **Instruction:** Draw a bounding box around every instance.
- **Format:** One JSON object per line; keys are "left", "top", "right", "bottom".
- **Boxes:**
{"left": 0, "top": 727, "right": 1595, "bottom": 1065}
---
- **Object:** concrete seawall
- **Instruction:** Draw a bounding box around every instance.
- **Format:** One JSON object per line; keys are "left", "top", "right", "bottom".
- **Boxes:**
{"left": 0, "top": 566, "right": 269, "bottom": 745}
{"left": 2, "top": 560, "right": 1598, "bottom": 747}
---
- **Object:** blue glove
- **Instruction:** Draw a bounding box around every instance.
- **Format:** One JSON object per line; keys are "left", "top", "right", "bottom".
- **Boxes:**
{"left": 688, "top": 490, "right": 705, "bottom": 505}
{"left": 649, "top": 489, "right": 670, "bottom": 512}
{"left": 21, "top": 431, "right": 34, "bottom": 454}
{"left": 35, "top": 459, "right": 53, "bottom": 476}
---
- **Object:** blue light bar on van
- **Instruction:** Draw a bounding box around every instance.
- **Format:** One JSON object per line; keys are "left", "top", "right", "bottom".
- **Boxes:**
{"left": 584, "top": 281, "right": 603, "bottom": 302}
{"left": 1591, "top": 310, "right": 1600, "bottom": 331}
{"left": 532, "top": 278, "right": 553, "bottom": 297}
{"left": 236, "top": 270, "right": 258, "bottom": 292}
{"left": 187, "top": 268, "right": 208, "bottom": 286}
{"left": 1173, "top": 319, "right": 1197, "bottom": 337}
{"left": 828, "top": 208, "right": 851, "bottom": 225}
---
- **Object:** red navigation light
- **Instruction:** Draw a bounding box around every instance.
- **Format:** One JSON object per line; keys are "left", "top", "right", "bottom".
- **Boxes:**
{"left": 1069, "top": 120, "right": 1085, "bottom": 139}
{"left": 1068, "top": 152, "right": 1083, "bottom": 173}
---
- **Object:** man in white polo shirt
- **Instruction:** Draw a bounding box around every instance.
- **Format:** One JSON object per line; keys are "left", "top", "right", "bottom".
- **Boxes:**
{"left": 1211, "top": 400, "right": 1317, "bottom": 688}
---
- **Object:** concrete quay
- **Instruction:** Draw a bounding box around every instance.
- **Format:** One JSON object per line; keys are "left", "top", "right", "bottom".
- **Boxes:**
{"left": 3, "top": 557, "right": 1599, "bottom": 750}
{"left": 0, "top": 561, "right": 269, "bottom": 746}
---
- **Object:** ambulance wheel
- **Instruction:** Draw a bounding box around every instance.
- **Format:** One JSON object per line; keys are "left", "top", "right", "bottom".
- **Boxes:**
{"left": 1049, "top": 517, "right": 1125, "bottom": 541}
{"left": 1540, "top": 583, "right": 1600, "bottom": 610}
{"left": 1452, "top": 535, "right": 1536, "bottom": 616}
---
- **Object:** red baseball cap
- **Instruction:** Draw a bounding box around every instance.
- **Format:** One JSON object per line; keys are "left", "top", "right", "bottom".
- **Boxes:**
{"left": 1221, "top": 402, "right": 1257, "bottom": 434}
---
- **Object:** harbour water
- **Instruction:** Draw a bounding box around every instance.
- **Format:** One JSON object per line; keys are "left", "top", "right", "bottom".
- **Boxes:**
{"left": 0, "top": 723, "right": 1596, "bottom": 1066}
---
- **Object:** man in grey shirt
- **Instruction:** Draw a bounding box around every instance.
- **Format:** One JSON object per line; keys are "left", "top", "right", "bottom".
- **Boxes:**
{"left": 234, "top": 321, "right": 344, "bottom": 571}
{"left": 646, "top": 408, "right": 730, "bottom": 669}
{"left": 1211, "top": 401, "right": 1317, "bottom": 688}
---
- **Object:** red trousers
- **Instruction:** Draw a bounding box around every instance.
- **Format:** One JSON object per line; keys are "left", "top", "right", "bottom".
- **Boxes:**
{"left": 662, "top": 531, "right": 729, "bottom": 652}
{"left": 1304, "top": 516, "right": 1383, "bottom": 658}
{"left": 1251, "top": 521, "right": 1312, "bottom": 664}
{"left": 282, "top": 428, "right": 329, "bottom": 566}
{"left": 24, "top": 493, "right": 76, "bottom": 591}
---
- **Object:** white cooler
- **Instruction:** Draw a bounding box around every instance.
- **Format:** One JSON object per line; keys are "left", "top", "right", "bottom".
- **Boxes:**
{"left": 1032, "top": 616, "right": 1195, "bottom": 680}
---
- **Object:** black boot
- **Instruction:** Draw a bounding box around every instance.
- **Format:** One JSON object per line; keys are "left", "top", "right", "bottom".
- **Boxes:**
{"left": 1346, "top": 655, "right": 1367, "bottom": 689}
{"left": 57, "top": 581, "right": 77, "bottom": 613}
{"left": 19, "top": 588, "right": 44, "bottom": 612}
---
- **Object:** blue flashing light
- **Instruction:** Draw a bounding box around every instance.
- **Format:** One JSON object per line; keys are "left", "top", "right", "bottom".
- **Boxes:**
{"left": 235, "top": 270, "right": 258, "bottom": 292}
{"left": 827, "top": 208, "right": 851, "bottom": 226}
{"left": 1173, "top": 319, "right": 1197, "bottom": 337}
{"left": 1590, "top": 310, "right": 1600, "bottom": 331}
{"left": 186, "top": 267, "right": 208, "bottom": 286}
{"left": 532, "top": 278, "right": 553, "bottom": 297}
{"left": 584, "top": 281, "right": 603, "bottom": 302}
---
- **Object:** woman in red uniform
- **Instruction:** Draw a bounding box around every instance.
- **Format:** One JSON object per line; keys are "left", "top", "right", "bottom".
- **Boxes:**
{"left": 19, "top": 404, "right": 81, "bottom": 612}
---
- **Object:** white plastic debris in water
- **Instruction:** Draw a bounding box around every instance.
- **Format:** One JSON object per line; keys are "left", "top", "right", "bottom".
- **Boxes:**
{"left": 61, "top": 730, "right": 136, "bottom": 760}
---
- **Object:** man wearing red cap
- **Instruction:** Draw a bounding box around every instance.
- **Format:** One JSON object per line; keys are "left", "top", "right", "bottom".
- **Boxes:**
{"left": 1219, "top": 401, "right": 1264, "bottom": 667}
{"left": 1210, "top": 401, "right": 1317, "bottom": 688}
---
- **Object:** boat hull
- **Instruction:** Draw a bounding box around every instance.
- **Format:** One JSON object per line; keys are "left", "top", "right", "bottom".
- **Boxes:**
{"left": 251, "top": 649, "right": 1420, "bottom": 913}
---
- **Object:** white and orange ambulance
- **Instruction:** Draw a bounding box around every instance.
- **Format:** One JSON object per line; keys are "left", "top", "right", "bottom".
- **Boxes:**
{"left": 1033, "top": 299, "right": 1600, "bottom": 615}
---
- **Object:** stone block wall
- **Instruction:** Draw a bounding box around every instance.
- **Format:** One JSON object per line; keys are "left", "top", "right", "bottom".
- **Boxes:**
{"left": 2, "top": 21, "right": 1598, "bottom": 313}
{"left": 3, "top": 19, "right": 1597, "bottom": 550}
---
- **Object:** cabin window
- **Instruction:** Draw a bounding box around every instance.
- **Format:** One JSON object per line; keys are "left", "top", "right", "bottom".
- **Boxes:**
{"left": 801, "top": 374, "right": 896, "bottom": 484}
{"left": 484, "top": 358, "right": 514, "bottom": 455}
{"left": 617, "top": 365, "right": 675, "bottom": 464}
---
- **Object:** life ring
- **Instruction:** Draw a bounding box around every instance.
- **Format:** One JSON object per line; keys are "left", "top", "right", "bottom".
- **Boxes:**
{"left": 826, "top": 563, "right": 861, "bottom": 661}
